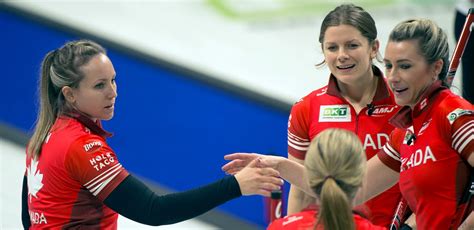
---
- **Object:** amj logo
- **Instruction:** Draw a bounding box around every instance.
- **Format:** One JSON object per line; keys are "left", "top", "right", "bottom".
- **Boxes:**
{"left": 369, "top": 106, "right": 396, "bottom": 116}
{"left": 319, "top": 105, "right": 351, "bottom": 122}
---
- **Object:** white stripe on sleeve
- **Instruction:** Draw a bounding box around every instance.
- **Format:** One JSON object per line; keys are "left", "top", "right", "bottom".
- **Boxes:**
{"left": 452, "top": 121, "right": 474, "bottom": 153}
{"left": 288, "top": 140, "right": 309, "bottom": 151}
{"left": 383, "top": 143, "right": 400, "bottom": 161}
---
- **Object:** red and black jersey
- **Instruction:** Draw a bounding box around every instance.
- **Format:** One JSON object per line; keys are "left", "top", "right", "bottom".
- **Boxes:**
{"left": 267, "top": 208, "right": 386, "bottom": 230}
{"left": 287, "top": 67, "right": 401, "bottom": 227}
{"left": 25, "top": 113, "right": 129, "bottom": 229}
{"left": 378, "top": 81, "right": 474, "bottom": 229}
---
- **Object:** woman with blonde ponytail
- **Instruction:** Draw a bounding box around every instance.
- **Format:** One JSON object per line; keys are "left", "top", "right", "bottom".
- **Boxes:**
{"left": 22, "top": 40, "right": 283, "bottom": 229}
{"left": 223, "top": 18, "right": 474, "bottom": 229}
{"left": 267, "top": 129, "right": 384, "bottom": 230}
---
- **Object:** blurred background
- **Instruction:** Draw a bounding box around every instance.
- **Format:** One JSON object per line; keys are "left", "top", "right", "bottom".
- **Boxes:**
{"left": 0, "top": 0, "right": 463, "bottom": 229}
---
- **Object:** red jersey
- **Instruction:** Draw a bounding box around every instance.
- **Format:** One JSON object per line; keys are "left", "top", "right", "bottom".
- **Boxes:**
{"left": 25, "top": 113, "right": 129, "bottom": 229}
{"left": 267, "top": 209, "right": 386, "bottom": 230}
{"left": 287, "top": 67, "right": 401, "bottom": 227}
{"left": 378, "top": 82, "right": 474, "bottom": 229}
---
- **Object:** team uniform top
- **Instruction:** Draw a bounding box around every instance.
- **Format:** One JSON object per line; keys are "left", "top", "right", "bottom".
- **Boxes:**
{"left": 267, "top": 208, "right": 386, "bottom": 230}
{"left": 25, "top": 112, "right": 129, "bottom": 229}
{"left": 378, "top": 81, "right": 474, "bottom": 229}
{"left": 287, "top": 66, "right": 401, "bottom": 227}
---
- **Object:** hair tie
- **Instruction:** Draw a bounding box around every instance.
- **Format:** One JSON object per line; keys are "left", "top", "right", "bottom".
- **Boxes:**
{"left": 323, "top": 175, "right": 334, "bottom": 182}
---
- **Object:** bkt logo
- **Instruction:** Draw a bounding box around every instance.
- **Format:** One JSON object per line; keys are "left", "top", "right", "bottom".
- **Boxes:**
{"left": 319, "top": 105, "right": 351, "bottom": 122}
{"left": 323, "top": 107, "right": 347, "bottom": 116}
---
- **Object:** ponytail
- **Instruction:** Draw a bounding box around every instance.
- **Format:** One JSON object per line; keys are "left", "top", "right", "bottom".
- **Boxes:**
{"left": 316, "top": 178, "right": 355, "bottom": 230}
{"left": 28, "top": 51, "right": 59, "bottom": 158}
{"left": 305, "top": 129, "right": 366, "bottom": 230}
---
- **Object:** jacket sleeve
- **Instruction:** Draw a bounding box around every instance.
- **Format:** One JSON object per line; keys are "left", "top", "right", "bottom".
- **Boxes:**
{"left": 104, "top": 174, "right": 241, "bottom": 226}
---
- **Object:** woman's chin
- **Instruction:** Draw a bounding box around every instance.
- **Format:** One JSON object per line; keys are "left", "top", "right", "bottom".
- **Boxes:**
{"left": 101, "top": 114, "right": 114, "bottom": 121}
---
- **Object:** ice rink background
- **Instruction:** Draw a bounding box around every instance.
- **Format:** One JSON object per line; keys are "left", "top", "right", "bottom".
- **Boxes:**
{"left": 0, "top": 0, "right": 464, "bottom": 229}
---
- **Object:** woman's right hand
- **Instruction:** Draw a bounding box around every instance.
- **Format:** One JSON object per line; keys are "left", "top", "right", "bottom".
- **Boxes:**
{"left": 222, "top": 153, "right": 284, "bottom": 175}
{"left": 233, "top": 158, "right": 284, "bottom": 197}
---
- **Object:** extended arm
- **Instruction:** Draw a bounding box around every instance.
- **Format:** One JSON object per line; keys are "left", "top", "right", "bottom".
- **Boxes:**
{"left": 105, "top": 174, "right": 241, "bottom": 226}
{"left": 286, "top": 155, "right": 310, "bottom": 214}
{"left": 354, "top": 155, "right": 399, "bottom": 205}
{"left": 105, "top": 158, "right": 282, "bottom": 226}
{"left": 223, "top": 153, "right": 315, "bottom": 196}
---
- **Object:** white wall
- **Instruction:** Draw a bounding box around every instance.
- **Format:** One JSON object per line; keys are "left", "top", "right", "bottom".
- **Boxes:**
{"left": 4, "top": 0, "right": 462, "bottom": 104}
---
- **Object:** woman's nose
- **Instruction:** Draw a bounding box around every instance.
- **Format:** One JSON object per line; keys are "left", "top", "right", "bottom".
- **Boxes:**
{"left": 337, "top": 48, "right": 349, "bottom": 61}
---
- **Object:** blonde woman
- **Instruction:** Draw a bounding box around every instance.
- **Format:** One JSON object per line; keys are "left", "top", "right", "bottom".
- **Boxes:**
{"left": 271, "top": 129, "right": 384, "bottom": 229}
{"left": 22, "top": 40, "right": 283, "bottom": 229}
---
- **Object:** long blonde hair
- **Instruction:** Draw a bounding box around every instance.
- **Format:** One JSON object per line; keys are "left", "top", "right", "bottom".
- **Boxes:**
{"left": 304, "top": 128, "right": 366, "bottom": 230}
{"left": 28, "top": 40, "right": 106, "bottom": 159}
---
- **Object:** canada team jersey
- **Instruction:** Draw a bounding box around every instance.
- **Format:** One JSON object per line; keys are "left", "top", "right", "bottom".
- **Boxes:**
{"left": 287, "top": 67, "right": 401, "bottom": 227}
{"left": 25, "top": 114, "right": 129, "bottom": 229}
{"left": 267, "top": 209, "right": 386, "bottom": 230}
{"left": 378, "top": 82, "right": 474, "bottom": 229}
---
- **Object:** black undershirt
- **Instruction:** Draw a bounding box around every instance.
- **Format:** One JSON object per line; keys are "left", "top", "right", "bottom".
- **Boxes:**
{"left": 21, "top": 174, "right": 241, "bottom": 227}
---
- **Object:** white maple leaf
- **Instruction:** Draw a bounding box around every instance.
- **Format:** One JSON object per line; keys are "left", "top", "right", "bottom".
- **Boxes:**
{"left": 27, "top": 158, "right": 44, "bottom": 202}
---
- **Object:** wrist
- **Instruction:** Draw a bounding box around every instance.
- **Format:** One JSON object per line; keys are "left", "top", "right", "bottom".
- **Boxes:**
{"left": 274, "top": 156, "right": 285, "bottom": 172}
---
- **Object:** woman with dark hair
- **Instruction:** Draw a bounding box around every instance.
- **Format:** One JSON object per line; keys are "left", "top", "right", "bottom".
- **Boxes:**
{"left": 286, "top": 4, "right": 400, "bottom": 227}
{"left": 223, "top": 18, "right": 474, "bottom": 229}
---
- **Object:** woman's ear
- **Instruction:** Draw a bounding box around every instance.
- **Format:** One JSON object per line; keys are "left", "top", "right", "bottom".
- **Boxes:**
{"left": 61, "top": 86, "right": 75, "bottom": 104}
{"left": 371, "top": 39, "right": 380, "bottom": 59}
{"left": 432, "top": 59, "right": 444, "bottom": 80}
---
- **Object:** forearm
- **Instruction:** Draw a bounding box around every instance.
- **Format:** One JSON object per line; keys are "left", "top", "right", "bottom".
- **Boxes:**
{"left": 105, "top": 174, "right": 241, "bottom": 226}
{"left": 277, "top": 158, "right": 315, "bottom": 196}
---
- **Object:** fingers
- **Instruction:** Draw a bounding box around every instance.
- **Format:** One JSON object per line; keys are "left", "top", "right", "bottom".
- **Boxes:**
{"left": 224, "top": 167, "right": 244, "bottom": 175}
{"left": 255, "top": 189, "right": 272, "bottom": 197}
{"left": 224, "top": 153, "right": 255, "bottom": 160}
{"left": 235, "top": 165, "right": 284, "bottom": 196}
{"left": 259, "top": 167, "right": 280, "bottom": 178}
{"left": 248, "top": 183, "right": 283, "bottom": 197}
{"left": 221, "top": 159, "right": 247, "bottom": 173}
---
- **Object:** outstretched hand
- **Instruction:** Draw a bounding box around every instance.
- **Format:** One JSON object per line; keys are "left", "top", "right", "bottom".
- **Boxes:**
{"left": 222, "top": 153, "right": 283, "bottom": 175}
{"left": 233, "top": 158, "right": 284, "bottom": 197}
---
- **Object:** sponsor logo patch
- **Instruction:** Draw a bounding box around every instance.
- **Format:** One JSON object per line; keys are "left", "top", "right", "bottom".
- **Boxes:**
{"left": 319, "top": 105, "right": 351, "bottom": 122}
{"left": 447, "top": 108, "right": 473, "bottom": 124}
{"left": 83, "top": 141, "right": 103, "bottom": 152}
{"left": 368, "top": 105, "right": 397, "bottom": 117}
{"left": 403, "top": 126, "right": 415, "bottom": 145}
{"left": 89, "top": 152, "right": 115, "bottom": 171}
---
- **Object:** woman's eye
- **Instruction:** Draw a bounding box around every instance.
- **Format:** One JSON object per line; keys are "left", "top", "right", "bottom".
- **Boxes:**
{"left": 327, "top": 46, "right": 337, "bottom": 51}
{"left": 400, "top": 64, "right": 411, "bottom": 69}
{"left": 384, "top": 63, "right": 393, "bottom": 69}
{"left": 348, "top": 43, "right": 359, "bottom": 49}
{"left": 94, "top": 83, "right": 105, "bottom": 89}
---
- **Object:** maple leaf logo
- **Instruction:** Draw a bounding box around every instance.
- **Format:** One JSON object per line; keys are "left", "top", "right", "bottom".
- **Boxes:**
{"left": 27, "top": 158, "right": 44, "bottom": 202}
